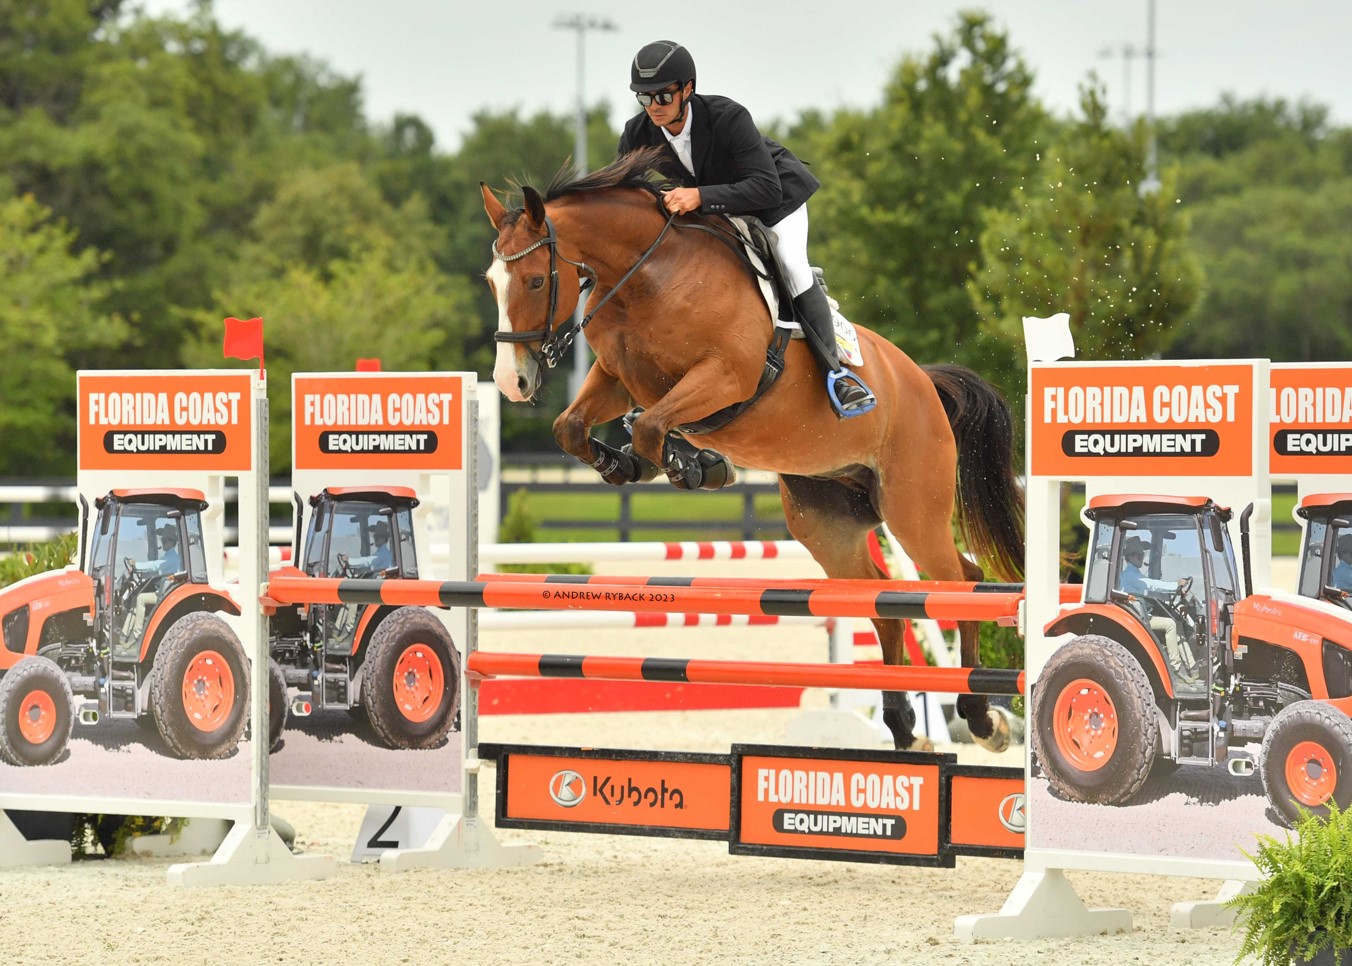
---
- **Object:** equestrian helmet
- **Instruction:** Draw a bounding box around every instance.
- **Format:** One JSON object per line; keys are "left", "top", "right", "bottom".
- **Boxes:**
{"left": 630, "top": 40, "right": 695, "bottom": 92}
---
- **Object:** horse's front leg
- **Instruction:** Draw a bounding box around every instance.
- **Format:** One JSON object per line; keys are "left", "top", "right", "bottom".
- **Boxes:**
{"left": 552, "top": 362, "right": 653, "bottom": 486}
{"left": 627, "top": 361, "right": 753, "bottom": 490}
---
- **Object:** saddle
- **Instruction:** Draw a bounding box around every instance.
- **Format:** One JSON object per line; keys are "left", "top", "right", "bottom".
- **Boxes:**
{"left": 730, "top": 217, "right": 865, "bottom": 367}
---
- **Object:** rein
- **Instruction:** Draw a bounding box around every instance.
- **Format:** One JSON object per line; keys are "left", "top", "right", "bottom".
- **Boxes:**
{"left": 492, "top": 198, "right": 790, "bottom": 431}
{"left": 492, "top": 209, "right": 678, "bottom": 370}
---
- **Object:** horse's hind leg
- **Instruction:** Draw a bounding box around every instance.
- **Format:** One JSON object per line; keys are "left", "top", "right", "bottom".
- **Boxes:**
{"left": 778, "top": 474, "right": 932, "bottom": 753}
{"left": 877, "top": 473, "right": 1011, "bottom": 755}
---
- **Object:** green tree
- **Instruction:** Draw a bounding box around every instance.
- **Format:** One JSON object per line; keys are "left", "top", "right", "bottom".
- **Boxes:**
{"left": 1157, "top": 97, "right": 1352, "bottom": 361}
{"left": 181, "top": 163, "right": 478, "bottom": 472}
{"left": 805, "top": 11, "right": 1046, "bottom": 373}
{"left": 439, "top": 106, "right": 619, "bottom": 451}
{"left": 0, "top": 193, "right": 125, "bottom": 475}
{"left": 971, "top": 83, "right": 1203, "bottom": 395}
{"left": 0, "top": 1, "right": 386, "bottom": 372}
{"left": 1168, "top": 180, "right": 1352, "bottom": 361}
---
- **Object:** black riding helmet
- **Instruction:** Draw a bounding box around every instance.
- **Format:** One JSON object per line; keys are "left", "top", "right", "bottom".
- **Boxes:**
{"left": 630, "top": 40, "right": 696, "bottom": 92}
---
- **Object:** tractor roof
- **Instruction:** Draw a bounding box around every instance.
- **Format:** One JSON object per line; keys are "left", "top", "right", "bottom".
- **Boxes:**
{"left": 313, "top": 485, "right": 419, "bottom": 508}
{"left": 1296, "top": 493, "right": 1352, "bottom": 520}
{"left": 99, "top": 488, "right": 208, "bottom": 510}
{"left": 1084, "top": 494, "right": 1230, "bottom": 522}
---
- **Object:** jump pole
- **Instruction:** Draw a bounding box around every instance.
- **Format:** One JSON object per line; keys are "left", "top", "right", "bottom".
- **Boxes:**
{"left": 263, "top": 573, "right": 1028, "bottom": 624}
{"left": 465, "top": 652, "right": 1024, "bottom": 697}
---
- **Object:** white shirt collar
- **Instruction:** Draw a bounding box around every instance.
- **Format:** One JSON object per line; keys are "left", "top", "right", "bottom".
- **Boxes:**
{"left": 661, "top": 102, "right": 694, "bottom": 175}
{"left": 661, "top": 101, "right": 693, "bottom": 145}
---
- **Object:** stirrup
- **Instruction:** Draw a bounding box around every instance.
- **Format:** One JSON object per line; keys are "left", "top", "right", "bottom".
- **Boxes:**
{"left": 827, "top": 369, "right": 876, "bottom": 418}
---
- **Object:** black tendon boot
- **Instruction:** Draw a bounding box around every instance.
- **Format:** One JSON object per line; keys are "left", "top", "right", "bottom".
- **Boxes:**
{"left": 791, "top": 283, "right": 876, "bottom": 417}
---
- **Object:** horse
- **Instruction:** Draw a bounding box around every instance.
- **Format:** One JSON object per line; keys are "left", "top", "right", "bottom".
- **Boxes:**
{"left": 480, "top": 146, "right": 1024, "bottom": 754}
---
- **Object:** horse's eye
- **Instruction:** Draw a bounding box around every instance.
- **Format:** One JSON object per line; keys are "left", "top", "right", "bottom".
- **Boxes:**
{"left": 528, "top": 276, "right": 546, "bottom": 290}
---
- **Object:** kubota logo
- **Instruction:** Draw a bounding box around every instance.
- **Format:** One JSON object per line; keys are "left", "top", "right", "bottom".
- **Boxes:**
{"left": 548, "top": 769, "right": 586, "bottom": 808}
{"left": 998, "top": 793, "right": 1026, "bottom": 834}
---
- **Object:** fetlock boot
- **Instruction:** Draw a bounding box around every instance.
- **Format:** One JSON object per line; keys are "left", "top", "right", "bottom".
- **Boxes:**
{"left": 791, "top": 283, "right": 876, "bottom": 417}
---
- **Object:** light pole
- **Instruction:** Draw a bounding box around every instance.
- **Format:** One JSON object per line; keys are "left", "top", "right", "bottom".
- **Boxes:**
{"left": 553, "top": 13, "right": 618, "bottom": 400}
{"left": 1140, "top": 0, "right": 1161, "bottom": 195}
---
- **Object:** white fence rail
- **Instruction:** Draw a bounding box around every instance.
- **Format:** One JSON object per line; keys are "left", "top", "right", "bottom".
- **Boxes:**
{"left": 0, "top": 484, "right": 296, "bottom": 547}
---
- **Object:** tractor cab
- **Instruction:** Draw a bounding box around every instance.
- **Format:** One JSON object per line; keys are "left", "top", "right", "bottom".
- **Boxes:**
{"left": 269, "top": 484, "right": 460, "bottom": 748}
{"left": 87, "top": 488, "right": 210, "bottom": 661}
{"left": 1080, "top": 495, "right": 1244, "bottom": 695}
{"left": 1295, "top": 493, "right": 1352, "bottom": 608}
{"left": 296, "top": 486, "right": 420, "bottom": 583}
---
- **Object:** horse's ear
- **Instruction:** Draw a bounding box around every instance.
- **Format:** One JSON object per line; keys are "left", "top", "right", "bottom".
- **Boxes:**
{"left": 481, "top": 182, "right": 509, "bottom": 229}
{"left": 522, "top": 186, "right": 547, "bottom": 230}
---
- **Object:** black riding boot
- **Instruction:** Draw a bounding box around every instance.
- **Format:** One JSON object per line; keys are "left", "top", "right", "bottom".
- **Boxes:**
{"left": 791, "top": 283, "right": 876, "bottom": 417}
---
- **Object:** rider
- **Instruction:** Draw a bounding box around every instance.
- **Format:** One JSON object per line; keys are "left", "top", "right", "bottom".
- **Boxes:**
{"left": 1119, "top": 536, "right": 1200, "bottom": 684}
{"left": 156, "top": 525, "right": 182, "bottom": 574}
{"left": 1333, "top": 534, "right": 1352, "bottom": 591}
{"left": 370, "top": 520, "right": 394, "bottom": 573}
{"left": 127, "top": 525, "right": 182, "bottom": 642}
{"left": 617, "top": 40, "right": 876, "bottom": 418}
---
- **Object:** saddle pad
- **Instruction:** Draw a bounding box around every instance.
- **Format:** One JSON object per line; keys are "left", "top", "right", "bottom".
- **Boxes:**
{"left": 728, "top": 216, "right": 865, "bottom": 369}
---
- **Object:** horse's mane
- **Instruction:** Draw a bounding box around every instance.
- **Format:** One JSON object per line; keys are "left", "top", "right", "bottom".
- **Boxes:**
{"left": 542, "top": 146, "right": 679, "bottom": 202}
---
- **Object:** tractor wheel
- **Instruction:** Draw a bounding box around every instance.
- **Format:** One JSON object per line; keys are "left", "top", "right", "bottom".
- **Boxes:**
{"left": 1032, "top": 634, "right": 1157, "bottom": 805}
{"left": 362, "top": 608, "right": 460, "bottom": 750}
{"left": 268, "top": 658, "right": 288, "bottom": 753}
{"left": 150, "top": 612, "right": 248, "bottom": 760}
{"left": 1260, "top": 701, "right": 1352, "bottom": 828}
{"left": 0, "top": 658, "right": 74, "bottom": 766}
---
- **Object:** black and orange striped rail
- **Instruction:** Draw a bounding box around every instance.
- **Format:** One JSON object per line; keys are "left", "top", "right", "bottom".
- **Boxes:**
{"left": 478, "top": 571, "right": 1082, "bottom": 604}
{"left": 263, "top": 570, "right": 1028, "bottom": 622}
{"left": 465, "top": 652, "right": 1026, "bottom": 696}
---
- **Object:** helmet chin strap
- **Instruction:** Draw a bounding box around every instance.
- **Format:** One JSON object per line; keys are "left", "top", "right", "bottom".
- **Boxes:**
{"left": 662, "top": 83, "right": 692, "bottom": 132}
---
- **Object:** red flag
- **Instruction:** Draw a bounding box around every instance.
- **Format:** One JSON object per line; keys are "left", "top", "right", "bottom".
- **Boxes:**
{"left": 223, "top": 316, "right": 264, "bottom": 364}
{"left": 355, "top": 358, "right": 382, "bottom": 372}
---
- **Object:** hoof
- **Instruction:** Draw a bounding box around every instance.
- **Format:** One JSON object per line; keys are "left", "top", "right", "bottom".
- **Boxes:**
{"left": 907, "top": 735, "right": 935, "bottom": 753}
{"left": 973, "top": 708, "right": 1012, "bottom": 754}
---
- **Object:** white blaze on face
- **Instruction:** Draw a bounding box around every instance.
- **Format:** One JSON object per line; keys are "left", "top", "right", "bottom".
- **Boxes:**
{"left": 488, "top": 259, "right": 527, "bottom": 401}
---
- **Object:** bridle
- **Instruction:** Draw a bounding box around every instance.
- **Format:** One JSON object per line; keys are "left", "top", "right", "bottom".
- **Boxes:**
{"left": 491, "top": 208, "right": 678, "bottom": 371}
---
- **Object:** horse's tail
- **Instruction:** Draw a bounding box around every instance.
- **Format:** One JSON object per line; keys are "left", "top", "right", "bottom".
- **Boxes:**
{"left": 924, "top": 364, "right": 1025, "bottom": 582}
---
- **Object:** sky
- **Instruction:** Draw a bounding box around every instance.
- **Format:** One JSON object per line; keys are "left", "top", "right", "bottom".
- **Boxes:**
{"left": 137, "top": 0, "right": 1351, "bottom": 154}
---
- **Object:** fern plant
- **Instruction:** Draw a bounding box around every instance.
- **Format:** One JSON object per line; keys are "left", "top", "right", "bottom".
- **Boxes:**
{"left": 1228, "top": 800, "right": 1352, "bottom": 965}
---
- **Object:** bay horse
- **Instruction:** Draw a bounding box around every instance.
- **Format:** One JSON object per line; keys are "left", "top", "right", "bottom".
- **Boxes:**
{"left": 481, "top": 146, "right": 1024, "bottom": 753}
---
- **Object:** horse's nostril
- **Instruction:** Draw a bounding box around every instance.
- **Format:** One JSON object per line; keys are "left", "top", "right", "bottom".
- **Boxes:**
{"left": 517, "top": 375, "right": 530, "bottom": 396}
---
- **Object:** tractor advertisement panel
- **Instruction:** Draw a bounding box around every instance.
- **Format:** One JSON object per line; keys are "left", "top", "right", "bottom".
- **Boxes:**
{"left": 0, "top": 371, "right": 257, "bottom": 815}
{"left": 1022, "top": 358, "right": 1307, "bottom": 878}
{"left": 268, "top": 372, "right": 472, "bottom": 809}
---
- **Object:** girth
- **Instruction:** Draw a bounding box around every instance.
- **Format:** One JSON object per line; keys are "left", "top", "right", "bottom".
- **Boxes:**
{"left": 676, "top": 326, "right": 791, "bottom": 435}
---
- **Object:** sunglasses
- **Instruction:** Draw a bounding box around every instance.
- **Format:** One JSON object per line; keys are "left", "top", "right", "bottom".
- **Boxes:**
{"left": 635, "top": 88, "right": 681, "bottom": 107}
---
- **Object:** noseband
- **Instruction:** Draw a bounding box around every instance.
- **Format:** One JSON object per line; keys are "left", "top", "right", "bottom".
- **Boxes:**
{"left": 491, "top": 209, "right": 678, "bottom": 372}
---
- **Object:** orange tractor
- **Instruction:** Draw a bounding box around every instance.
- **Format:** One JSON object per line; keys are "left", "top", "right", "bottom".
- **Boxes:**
{"left": 0, "top": 489, "right": 247, "bottom": 766}
{"left": 266, "top": 486, "right": 461, "bottom": 750}
{"left": 1033, "top": 493, "right": 1352, "bottom": 826}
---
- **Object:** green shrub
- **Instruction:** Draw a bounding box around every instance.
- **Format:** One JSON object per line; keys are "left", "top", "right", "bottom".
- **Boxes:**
{"left": 1228, "top": 800, "right": 1352, "bottom": 965}
{"left": 979, "top": 622, "right": 1025, "bottom": 717}
{"left": 495, "top": 490, "right": 592, "bottom": 576}
{"left": 0, "top": 533, "right": 78, "bottom": 585}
